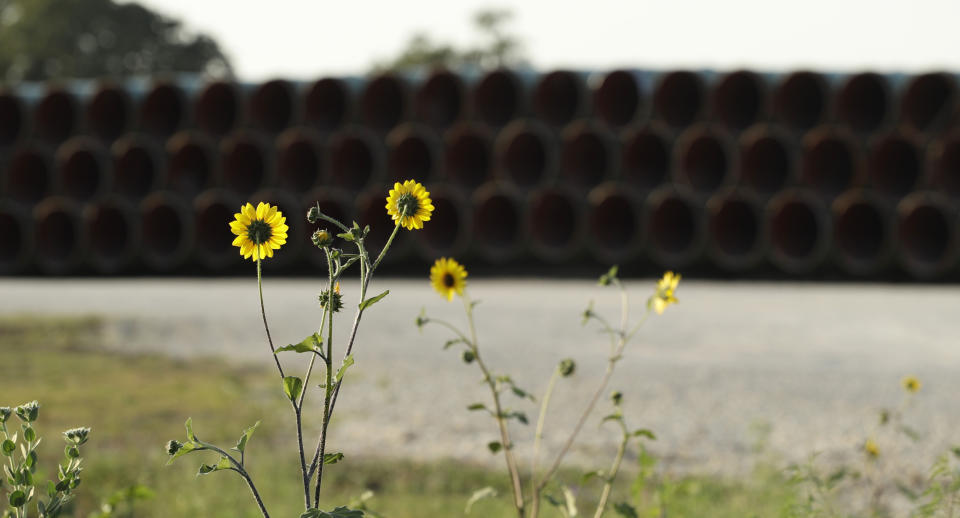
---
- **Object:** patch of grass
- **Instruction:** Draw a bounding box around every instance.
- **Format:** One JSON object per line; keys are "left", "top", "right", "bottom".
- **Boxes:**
{"left": 0, "top": 316, "right": 798, "bottom": 517}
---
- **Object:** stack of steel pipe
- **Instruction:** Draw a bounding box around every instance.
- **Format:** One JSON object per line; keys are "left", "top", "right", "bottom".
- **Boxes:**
{"left": 2, "top": 69, "right": 960, "bottom": 279}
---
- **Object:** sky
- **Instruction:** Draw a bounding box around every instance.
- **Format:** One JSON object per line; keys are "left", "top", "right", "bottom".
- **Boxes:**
{"left": 128, "top": 0, "right": 960, "bottom": 81}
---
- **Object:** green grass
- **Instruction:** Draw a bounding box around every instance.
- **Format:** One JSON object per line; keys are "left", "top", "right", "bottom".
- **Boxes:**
{"left": 0, "top": 316, "right": 800, "bottom": 517}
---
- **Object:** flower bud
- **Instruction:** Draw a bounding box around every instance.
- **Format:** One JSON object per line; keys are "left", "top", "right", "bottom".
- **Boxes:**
{"left": 610, "top": 391, "right": 623, "bottom": 405}
{"left": 559, "top": 359, "right": 576, "bottom": 377}
{"left": 15, "top": 401, "right": 39, "bottom": 423}
{"left": 63, "top": 427, "right": 91, "bottom": 445}
{"left": 462, "top": 350, "right": 476, "bottom": 364}
{"left": 306, "top": 206, "right": 321, "bottom": 223}
{"left": 312, "top": 229, "right": 333, "bottom": 249}
{"left": 166, "top": 440, "right": 183, "bottom": 456}
{"left": 0, "top": 407, "right": 11, "bottom": 423}
{"left": 318, "top": 283, "right": 344, "bottom": 313}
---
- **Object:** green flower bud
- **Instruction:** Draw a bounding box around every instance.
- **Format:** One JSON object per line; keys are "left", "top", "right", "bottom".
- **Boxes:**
{"left": 319, "top": 283, "right": 344, "bottom": 312}
{"left": 0, "top": 407, "right": 11, "bottom": 423}
{"left": 312, "top": 229, "right": 333, "bottom": 248}
{"left": 15, "top": 401, "right": 39, "bottom": 423}
{"left": 610, "top": 391, "right": 623, "bottom": 405}
{"left": 306, "top": 206, "right": 321, "bottom": 223}
{"left": 559, "top": 358, "right": 576, "bottom": 377}
{"left": 462, "top": 350, "right": 476, "bottom": 364}
{"left": 166, "top": 440, "right": 183, "bottom": 456}
{"left": 63, "top": 427, "right": 91, "bottom": 445}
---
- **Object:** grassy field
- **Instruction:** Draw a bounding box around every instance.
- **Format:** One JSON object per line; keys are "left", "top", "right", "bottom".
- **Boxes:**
{"left": 0, "top": 316, "right": 800, "bottom": 517}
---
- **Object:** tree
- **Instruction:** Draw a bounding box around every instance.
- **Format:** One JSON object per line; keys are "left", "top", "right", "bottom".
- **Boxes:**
{"left": 0, "top": 0, "right": 232, "bottom": 82}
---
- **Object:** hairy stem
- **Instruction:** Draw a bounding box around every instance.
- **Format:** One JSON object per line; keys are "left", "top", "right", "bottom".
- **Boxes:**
{"left": 257, "top": 258, "right": 284, "bottom": 379}
{"left": 593, "top": 423, "right": 629, "bottom": 518}
{"left": 312, "top": 251, "right": 338, "bottom": 507}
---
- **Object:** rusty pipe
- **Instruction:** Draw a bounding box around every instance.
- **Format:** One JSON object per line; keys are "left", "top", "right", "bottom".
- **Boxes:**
{"left": 799, "top": 126, "right": 863, "bottom": 199}
{"left": 0, "top": 89, "right": 26, "bottom": 149}
{"left": 471, "top": 68, "right": 531, "bottom": 127}
{"left": 560, "top": 120, "right": 617, "bottom": 189}
{"left": 834, "top": 72, "right": 892, "bottom": 134}
{"left": 414, "top": 68, "right": 466, "bottom": 129}
{"left": 3, "top": 143, "right": 53, "bottom": 205}
{"left": 166, "top": 130, "right": 216, "bottom": 197}
{"left": 525, "top": 186, "right": 585, "bottom": 263}
{"left": 705, "top": 188, "right": 766, "bottom": 272}
{"left": 386, "top": 123, "right": 441, "bottom": 184}
{"left": 0, "top": 201, "right": 33, "bottom": 274}
{"left": 193, "top": 80, "right": 241, "bottom": 136}
{"left": 765, "top": 188, "right": 831, "bottom": 274}
{"left": 328, "top": 126, "right": 385, "bottom": 191}
{"left": 470, "top": 182, "right": 525, "bottom": 264}
{"left": 644, "top": 186, "right": 705, "bottom": 269}
{"left": 359, "top": 73, "right": 409, "bottom": 133}
{"left": 592, "top": 70, "right": 649, "bottom": 128}
{"left": 247, "top": 79, "right": 297, "bottom": 134}
{"left": 33, "top": 196, "right": 83, "bottom": 274}
{"left": 85, "top": 83, "right": 132, "bottom": 141}
{"left": 138, "top": 81, "right": 187, "bottom": 137}
{"left": 652, "top": 71, "right": 705, "bottom": 129}
{"left": 739, "top": 124, "right": 795, "bottom": 197}
{"left": 866, "top": 130, "right": 922, "bottom": 201}
{"left": 443, "top": 122, "right": 494, "bottom": 190}
{"left": 139, "top": 191, "right": 194, "bottom": 272}
{"left": 673, "top": 124, "right": 736, "bottom": 197}
{"left": 33, "top": 87, "right": 78, "bottom": 143}
{"left": 276, "top": 127, "right": 324, "bottom": 192}
{"left": 494, "top": 119, "right": 557, "bottom": 189}
{"left": 895, "top": 191, "right": 958, "bottom": 279}
{"left": 533, "top": 70, "right": 588, "bottom": 127}
{"left": 111, "top": 134, "right": 165, "bottom": 201}
{"left": 586, "top": 183, "right": 643, "bottom": 264}
{"left": 219, "top": 130, "right": 272, "bottom": 196}
{"left": 54, "top": 136, "right": 109, "bottom": 202}
{"left": 303, "top": 77, "right": 356, "bottom": 133}
{"left": 831, "top": 189, "right": 894, "bottom": 276}
{"left": 771, "top": 71, "right": 828, "bottom": 132}
{"left": 416, "top": 186, "right": 470, "bottom": 260}
{"left": 926, "top": 130, "right": 960, "bottom": 198}
{"left": 81, "top": 196, "right": 140, "bottom": 274}
{"left": 900, "top": 72, "right": 956, "bottom": 134}
{"left": 619, "top": 123, "right": 672, "bottom": 192}
{"left": 711, "top": 70, "right": 766, "bottom": 131}
{"left": 192, "top": 189, "right": 244, "bottom": 271}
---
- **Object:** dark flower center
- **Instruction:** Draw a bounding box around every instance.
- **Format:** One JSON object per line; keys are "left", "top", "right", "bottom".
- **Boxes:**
{"left": 397, "top": 193, "right": 418, "bottom": 217}
{"left": 247, "top": 219, "right": 273, "bottom": 244}
{"left": 442, "top": 272, "right": 456, "bottom": 288}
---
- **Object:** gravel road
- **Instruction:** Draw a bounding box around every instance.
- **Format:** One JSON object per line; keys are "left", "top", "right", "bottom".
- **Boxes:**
{"left": 1, "top": 277, "right": 958, "bottom": 480}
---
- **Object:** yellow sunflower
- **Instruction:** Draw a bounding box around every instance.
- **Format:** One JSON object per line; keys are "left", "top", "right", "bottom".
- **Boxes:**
{"left": 385, "top": 180, "right": 434, "bottom": 230}
{"left": 230, "top": 202, "right": 288, "bottom": 261}
{"left": 902, "top": 376, "right": 921, "bottom": 394}
{"left": 649, "top": 271, "right": 681, "bottom": 315}
{"left": 430, "top": 257, "right": 468, "bottom": 301}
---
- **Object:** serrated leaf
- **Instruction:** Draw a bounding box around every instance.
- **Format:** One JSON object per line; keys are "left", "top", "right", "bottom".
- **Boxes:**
{"left": 276, "top": 334, "right": 322, "bottom": 355}
{"left": 197, "top": 463, "right": 216, "bottom": 475}
{"left": 487, "top": 441, "right": 502, "bottom": 453}
{"left": 632, "top": 429, "right": 656, "bottom": 440}
{"left": 323, "top": 452, "right": 344, "bottom": 465}
{"left": 358, "top": 290, "right": 390, "bottom": 310}
{"left": 465, "top": 486, "right": 497, "bottom": 513}
{"left": 335, "top": 355, "right": 355, "bottom": 383}
{"left": 234, "top": 421, "right": 261, "bottom": 453}
{"left": 613, "top": 502, "right": 638, "bottom": 518}
{"left": 185, "top": 418, "right": 197, "bottom": 441}
{"left": 283, "top": 376, "right": 304, "bottom": 402}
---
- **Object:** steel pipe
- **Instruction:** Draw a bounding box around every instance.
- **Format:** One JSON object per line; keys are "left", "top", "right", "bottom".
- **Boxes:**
{"left": 414, "top": 69, "right": 466, "bottom": 129}
{"left": 835, "top": 72, "right": 891, "bottom": 133}
{"left": 592, "top": 70, "right": 647, "bottom": 128}
{"left": 138, "top": 81, "right": 187, "bottom": 137}
{"left": 831, "top": 189, "right": 894, "bottom": 276}
{"left": 652, "top": 71, "right": 705, "bottom": 129}
{"left": 85, "top": 83, "right": 132, "bottom": 141}
{"left": 248, "top": 79, "right": 297, "bottom": 134}
{"left": 926, "top": 130, "right": 960, "bottom": 198}
{"left": 359, "top": 73, "right": 409, "bottom": 133}
{"left": 112, "top": 134, "right": 164, "bottom": 201}
{"left": 276, "top": 127, "right": 323, "bottom": 192}
{"left": 866, "top": 130, "right": 922, "bottom": 201}
{"left": 416, "top": 186, "right": 470, "bottom": 260}
{"left": 471, "top": 68, "right": 529, "bottom": 127}
{"left": 302, "top": 188, "right": 353, "bottom": 268}
{"left": 674, "top": 124, "right": 735, "bottom": 197}
{"left": 494, "top": 119, "right": 556, "bottom": 189}
{"left": 0, "top": 201, "right": 32, "bottom": 274}
{"left": 33, "top": 196, "right": 83, "bottom": 274}
{"left": 711, "top": 70, "right": 766, "bottom": 130}
{"left": 33, "top": 87, "right": 78, "bottom": 143}
{"left": 219, "top": 130, "right": 271, "bottom": 196}
{"left": 771, "top": 71, "right": 828, "bottom": 132}
{"left": 799, "top": 126, "right": 862, "bottom": 199}
{"left": 765, "top": 188, "right": 831, "bottom": 274}
{"left": 193, "top": 80, "right": 241, "bottom": 136}
{"left": 81, "top": 196, "right": 139, "bottom": 274}
{"left": 739, "top": 124, "right": 794, "bottom": 197}
{"left": 54, "top": 136, "right": 109, "bottom": 202}
{"left": 525, "top": 186, "right": 584, "bottom": 262}
{"left": 643, "top": 186, "right": 704, "bottom": 269}
{"left": 303, "top": 77, "right": 354, "bottom": 133}
{"left": 0, "top": 89, "right": 25, "bottom": 149}
{"left": 193, "top": 189, "right": 244, "bottom": 271}
{"left": 470, "top": 183, "right": 524, "bottom": 264}
{"left": 327, "top": 126, "right": 384, "bottom": 191}
{"left": 139, "top": 191, "right": 194, "bottom": 272}
{"left": 443, "top": 122, "right": 494, "bottom": 190}
{"left": 166, "top": 131, "right": 216, "bottom": 197}
{"left": 705, "top": 188, "right": 765, "bottom": 272}
{"left": 895, "top": 191, "right": 957, "bottom": 279}
{"left": 619, "top": 123, "right": 671, "bottom": 192}
{"left": 3, "top": 143, "right": 53, "bottom": 205}
{"left": 560, "top": 120, "right": 617, "bottom": 189}
{"left": 386, "top": 123, "right": 441, "bottom": 184}
{"left": 900, "top": 72, "right": 956, "bottom": 134}
{"left": 533, "top": 70, "right": 587, "bottom": 127}
{"left": 586, "top": 183, "right": 643, "bottom": 264}
{"left": 252, "top": 188, "right": 304, "bottom": 271}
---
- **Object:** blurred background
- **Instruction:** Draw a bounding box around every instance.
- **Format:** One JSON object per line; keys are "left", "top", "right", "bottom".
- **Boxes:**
{"left": 2, "top": 1, "right": 960, "bottom": 517}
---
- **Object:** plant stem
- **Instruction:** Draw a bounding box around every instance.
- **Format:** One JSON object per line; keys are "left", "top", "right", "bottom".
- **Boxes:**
{"left": 593, "top": 423, "right": 629, "bottom": 518}
{"left": 257, "top": 258, "right": 284, "bottom": 379}
{"left": 200, "top": 442, "right": 270, "bottom": 518}
{"left": 313, "top": 251, "right": 338, "bottom": 507}
{"left": 530, "top": 369, "right": 561, "bottom": 495}
{"left": 465, "top": 294, "right": 526, "bottom": 518}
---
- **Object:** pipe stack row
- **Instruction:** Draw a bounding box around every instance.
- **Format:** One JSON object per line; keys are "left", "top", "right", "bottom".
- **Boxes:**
{"left": 1, "top": 69, "right": 960, "bottom": 278}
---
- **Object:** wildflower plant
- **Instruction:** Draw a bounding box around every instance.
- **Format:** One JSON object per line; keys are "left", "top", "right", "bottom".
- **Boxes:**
{"left": 1, "top": 401, "right": 90, "bottom": 518}
{"left": 417, "top": 263, "right": 677, "bottom": 518}
{"left": 165, "top": 181, "right": 434, "bottom": 518}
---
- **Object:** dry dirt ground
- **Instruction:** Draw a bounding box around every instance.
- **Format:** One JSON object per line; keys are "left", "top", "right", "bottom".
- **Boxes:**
{"left": 1, "top": 277, "right": 958, "bottom": 478}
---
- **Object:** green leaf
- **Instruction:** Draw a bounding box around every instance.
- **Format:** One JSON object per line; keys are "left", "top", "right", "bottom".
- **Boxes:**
{"left": 185, "top": 418, "right": 197, "bottom": 441}
{"left": 465, "top": 486, "right": 497, "bottom": 513}
{"left": 9, "top": 489, "right": 26, "bottom": 507}
{"left": 323, "top": 452, "right": 344, "bottom": 465}
{"left": 1, "top": 439, "right": 14, "bottom": 456}
{"left": 443, "top": 338, "right": 466, "bottom": 350}
{"left": 581, "top": 470, "right": 604, "bottom": 484}
{"left": 504, "top": 411, "right": 528, "bottom": 425}
{"left": 283, "top": 376, "right": 304, "bottom": 402}
{"left": 234, "top": 421, "right": 261, "bottom": 453}
{"left": 358, "top": 290, "right": 390, "bottom": 310}
{"left": 337, "top": 232, "right": 355, "bottom": 242}
{"left": 487, "top": 441, "right": 502, "bottom": 454}
{"left": 47, "top": 480, "right": 57, "bottom": 498}
{"left": 613, "top": 502, "right": 639, "bottom": 518}
{"left": 22, "top": 426, "right": 35, "bottom": 443}
{"left": 166, "top": 441, "right": 199, "bottom": 465}
{"left": 216, "top": 456, "right": 232, "bottom": 470}
{"left": 25, "top": 450, "right": 37, "bottom": 469}
{"left": 602, "top": 413, "right": 623, "bottom": 423}
{"left": 632, "top": 429, "right": 656, "bottom": 440}
{"left": 335, "top": 355, "right": 355, "bottom": 383}
{"left": 467, "top": 403, "right": 488, "bottom": 412}
{"left": 300, "top": 506, "right": 365, "bottom": 518}
{"left": 275, "top": 334, "right": 322, "bottom": 355}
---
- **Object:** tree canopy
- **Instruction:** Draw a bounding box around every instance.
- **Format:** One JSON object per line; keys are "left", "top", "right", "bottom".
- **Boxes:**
{"left": 0, "top": 0, "right": 232, "bottom": 82}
